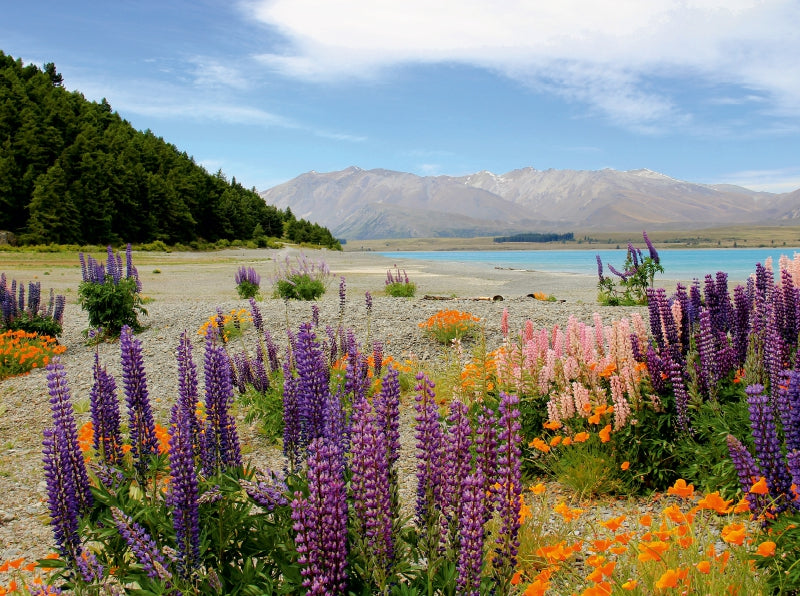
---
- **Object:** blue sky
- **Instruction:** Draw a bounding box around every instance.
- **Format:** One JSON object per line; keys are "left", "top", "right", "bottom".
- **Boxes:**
{"left": 4, "top": 0, "right": 800, "bottom": 193}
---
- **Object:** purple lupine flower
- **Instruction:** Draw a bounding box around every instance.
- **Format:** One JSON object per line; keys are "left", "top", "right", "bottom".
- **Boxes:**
{"left": 668, "top": 352, "right": 691, "bottom": 433}
{"left": 120, "top": 325, "right": 159, "bottom": 473}
{"left": 90, "top": 352, "right": 123, "bottom": 465}
{"left": 727, "top": 434, "right": 768, "bottom": 517}
{"left": 42, "top": 426, "right": 82, "bottom": 562}
{"left": 374, "top": 365, "right": 402, "bottom": 522}
{"left": 747, "top": 384, "right": 793, "bottom": 515}
{"left": 46, "top": 359, "right": 92, "bottom": 513}
{"left": 645, "top": 345, "right": 668, "bottom": 394}
{"left": 325, "top": 325, "right": 338, "bottom": 367}
{"left": 79, "top": 253, "right": 88, "bottom": 282}
{"left": 673, "top": 283, "right": 692, "bottom": 338}
{"left": 778, "top": 268, "right": 799, "bottom": 345}
{"left": 17, "top": 282, "right": 24, "bottom": 312}
{"left": 311, "top": 303, "right": 320, "bottom": 327}
{"left": 365, "top": 291, "right": 373, "bottom": 315}
{"left": 754, "top": 262, "right": 773, "bottom": 302}
{"left": 263, "top": 329, "right": 280, "bottom": 373}
{"left": 202, "top": 327, "right": 243, "bottom": 474}
{"left": 456, "top": 469, "right": 487, "bottom": 596}
{"left": 53, "top": 293, "right": 66, "bottom": 324}
{"left": 293, "top": 322, "right": 332, "bottom": 450}
{"left": 628, "top": 243, "right": 639, "bottom": 268}
{"left": 371, "top": 341, "right": 383, "bottom": 379}
{"left": 596, "top": 255, "right": 604, "bottom": 282}
{"left": 475, "top": 406, "right": 498, "bottom": 521}
{"left": 642, "top": 230, "right": 659, "bottom": 264}
{"left": 349, "top": 397, "right": 394, "bottom": 573}
{"left": 764, "top": 304, "right": 788, "bottom": 398}
{"left": 111, "top": 507, "right": 173, "bottom": 582}
{"left": 75, "top": 549, "right": 104, "bottom": 584}
{"left": 694, "top": 308, "right": 717, "bottom": 395}
{"left": 291, "top": 438, "right": 348, "bottom": 595}
{"left": 444, "top": 400, "right": 473, "bottom": 534}
{"left": 168, "top": 405, "right": 201, "bottom": 579}
{"left": 607, "top": 262, "right": 630, "bottom": 280}
{"left": 235, "top": 265, "right": 261, "bottom": 287}
{"left": 344, "top": 331, "right": 370, "bottom": 404}
{"left": 646, "top": 287, "right": 665, "bottom": 351}
{"left": 282, "top": 358, "right": 302, "bottom": 469}
{"left": 414, "top": 372, "right": 445, "bottom": 529}
{"left": 173, "top": 331, "right": 200, "bottom": 453}
{"left": 250, "top": 348, "right": 270, "bottom": 393}
{"left": 338, "top": 276, "right": 346, "bottom": 320}
{"left": 778, "top": 370, "right": 800, "bottom": 454}
{"left": 233, "top": 351, "right": 252, "bottom": 394}
{"left": 493, "top": 392, "right": 522, "bottom": 585}
{"left": 241, "top": 470, "right": 289, "bottom": 511}
{"left": 731, "top": 285, "right": 751, "bottom": 367}
{"left": 27, "top": 281, "right": 41, "bottom": 315}
{"left": 249, "top": 297, "right": 264, "bottom": 332}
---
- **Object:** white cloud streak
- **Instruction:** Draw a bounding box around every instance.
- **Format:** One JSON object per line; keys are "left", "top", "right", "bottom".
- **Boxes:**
{"left": 245, "top": 0, "right": 800, "bottom": 132}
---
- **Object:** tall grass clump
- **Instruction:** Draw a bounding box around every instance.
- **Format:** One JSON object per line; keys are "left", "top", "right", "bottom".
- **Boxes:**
{"left": 271, "top": 252, "right": 332, "bottom": 300}
{"left": 385, "top": 265, "right": 416, "bottom": 297}
{"left": 78, "top": 244, "right": 145, "bottom": 338}
{"left": 596, "top": 230, "right": 664, "bottom": 305}
{"left": 0, "top": 273, "right": 65, "bottom": 337}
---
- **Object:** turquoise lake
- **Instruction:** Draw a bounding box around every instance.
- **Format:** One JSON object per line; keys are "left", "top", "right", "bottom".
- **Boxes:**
{"left": 378, "top": 247, "right": 800, "bottom": 284}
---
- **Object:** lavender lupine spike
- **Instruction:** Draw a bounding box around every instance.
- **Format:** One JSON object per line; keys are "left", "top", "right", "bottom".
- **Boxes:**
{"left": 493, "top": 392, "right": 522, "bottom": 588}
{"left": 668, "top": 353, "right": 691, "bottom": 433}
{"left": 17, "top": 282, "right": 24, "bottom": 312}
{"left": 282, "top": 358, "right": 302, "bottom": 469}
{"left": 456, "top": 469, "right": 487, "bottom": 596}
{"left": 311, "top": 303, "right": 320, "bottom": 327}
{"left": 643, "top": 230, "right": 659, "bottom": 264}
{"left": 731, "top": 285, "right": 751, "bottom": 367}
{"left": 120, "top": 325, "right": 159, "bottom": 473}
{"left": 444, "top": 400, "right": 473, "bottom": 539}
{"left": 414, "top": 372, "right": 445, "bottom": 530}
{"left": 111, "top": 507, "right": 173, "bottom": 582}
{"left": 241, "top": 470, "right": 289, "bottom": 511}
{"left": 673, "top": 282, "right": 692, "bottom": 338}
{"left": 263, "top": 329, "right": 280, "bottom": 373}
{"left": 248, "top": 297, "right": 264, "bottom": 332}
{"left": 344, "top": 331, "right": 370, "bottom": 404}
{"left": 375, "top": 366, "right": 402, "bottom": 524}
{"left": 27, "top": 281, "right": 41, "bottom": 315}
{"left": 475, "top": 405, "right": 498, "bottom": 521}
{"left": 291, "top": 438, "right": 348, "bottom": 595}
{"left": 168, "top": 406, "right": 201, "bottom": 579}
{"left": 202, "top": 327, "right": 243, "bottom": 474}
{"left": 628, "top": 243, "right": 639, "bottom": 268}
{"left": 42, "top": 426, "right": 82, "bottom": 563}
{"left": 694, "top": 308, "right": 717, "bottom": 395}
{"left": 173, "top": 331, "right": 200, "bottom": 452}
{"left": 727, "top": 434, "right": 768, "bottom": 517}
{"left": 779, "top": 370, "right": 800, "bottom": 453}
{"left": 764, "top": 304, "right": 787, "bottom": 398}
{"left": 349, "top": 397, "right": 394, "bottom": 580}
{"left": 372, "top": 340, "right": 383, "bottom": 379}
{"left": 607, "top": 262, "right": 630, "bottom": 280}
{"left": 778, "top": 268, "right": 799, "bottom": 345}
{"left": 747, "top": 384, "right": 793, "bottom": 515}
{"left": 46, "top": 359, "right": 93, "bottom": 513}
{"left": 338, "top": 276, "right": 346, "bottom": 320}
{"left": 646, "top": 288, "right": 665, "bottom": 351}
{"left": 90, "top": 352, "right": 124, "bottom": 465}
{"left": 596, "top": 254, "right": 605, "bottom": 282}
{"left": 325, "top": 325, "right": 338, "bottom": 367}
{"left": 293, "top": 322, "right": 332, "bottom": 450}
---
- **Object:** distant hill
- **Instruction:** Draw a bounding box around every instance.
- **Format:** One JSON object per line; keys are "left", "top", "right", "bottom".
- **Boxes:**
{"left": 0, "top": 51, "right": 339, "bottom": 248}
{"left": 259, "top": 166, "right": 799, "bottom": 240}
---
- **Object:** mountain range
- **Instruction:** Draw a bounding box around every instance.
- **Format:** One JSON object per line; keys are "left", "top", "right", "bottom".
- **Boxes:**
{"left": 259, "top": 166, "right": 800, "bottom": 240}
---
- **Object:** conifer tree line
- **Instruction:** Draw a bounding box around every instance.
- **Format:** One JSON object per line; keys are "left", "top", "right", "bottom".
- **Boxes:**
{"left": 0, "top": 51, "right": 339, "bottom": 249}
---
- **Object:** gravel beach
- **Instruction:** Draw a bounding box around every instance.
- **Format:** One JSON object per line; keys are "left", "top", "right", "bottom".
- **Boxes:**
{"left": 0, "top": 247, "right": 649, "bottom": 564}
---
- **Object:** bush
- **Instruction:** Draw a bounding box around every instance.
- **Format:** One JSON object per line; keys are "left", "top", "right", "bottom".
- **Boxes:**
{"left": 0, "top": 329, "right": 65, "bottom": 379}
{"left": 0, "top": 274, "right": 65, "bottom": 336}
{"left": 385, "top": 265, "right": 416, "bottom": 297}
{"left": 419, "top": 309, "right": 481, "bottom": 344}
{"left": 78, "top": 244, "right": 146, "bottom": 337}
{"left": 271, "top": 252, "right": 332, "bottom": 300}
{"left": 596, "top": 231, "right": 663, "bottom": 305}
{"left": 235, "top": 266, "right": 261, "bottom": 299}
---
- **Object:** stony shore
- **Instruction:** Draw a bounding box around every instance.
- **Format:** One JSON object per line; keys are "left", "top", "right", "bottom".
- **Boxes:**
{"left": 0, "top": 247, "right": 649, "bottom": 563}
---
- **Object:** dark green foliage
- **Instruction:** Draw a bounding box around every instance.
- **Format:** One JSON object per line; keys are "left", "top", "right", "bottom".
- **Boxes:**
{"left": 274, "top": 276, "right": 327, "bottom": 301}
{"left": 385, "top": 282, "right": 416, "bottom": 297}
{"left": 756, "top": 510, "right": 800, "bottom": 594}
{"left": 4, "top": 311, "right": 62, "bottom": 337}
{"left": 78, "top": 277, "right": 146, "bottom": 336}
{"left": 0, "top": 51, "right": 340, "bottom": 249}
{"left": 236, "top": 280, "right": 260, "bottom": 300}
{"left": 494, "top": 232, "right": 574, "bottom": 243}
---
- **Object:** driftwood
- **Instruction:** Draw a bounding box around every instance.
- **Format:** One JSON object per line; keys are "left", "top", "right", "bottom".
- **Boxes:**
{"left": 423, "top": 295, "right": 504, "bottom": 301}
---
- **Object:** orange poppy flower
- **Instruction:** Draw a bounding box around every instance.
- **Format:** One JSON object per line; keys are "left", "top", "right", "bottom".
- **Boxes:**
{"left": 721, "top": 522, "right": 747, "bottom": 546}
{"left": 620, "top": 461, "right": 630, "bottom": 471}
{"left": 755, "top": 541, "right": 777, "bottom": 557}
{"left": 667, "top": 479, "right": 695, "bottom": 499}
{"left": 749, "top": 477, "right": 769, "bottom": 495}
{"left": 696, "top": 560, "right": 712, "bottom": 574}
{"left": 598, "top": 424, "right": 612, "bottom": 443}
{"left": 696, "top": 491, "right": 733, "bottom": 514}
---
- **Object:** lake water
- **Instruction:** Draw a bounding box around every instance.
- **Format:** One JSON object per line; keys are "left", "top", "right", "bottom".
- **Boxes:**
{"left": 378, "top": 247, "right": 800, "bottom": 284}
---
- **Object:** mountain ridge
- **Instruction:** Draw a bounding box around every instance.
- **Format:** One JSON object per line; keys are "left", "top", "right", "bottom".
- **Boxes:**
{"left": 259, "top": 166, "right": 799, "bottom": 240}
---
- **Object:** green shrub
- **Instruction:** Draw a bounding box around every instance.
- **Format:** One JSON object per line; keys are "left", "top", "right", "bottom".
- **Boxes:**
{"left": 596, "top": 231, "right": 664, "bottom": 305}
{"left": 385, "top": 266, "right": 416, "bottom": 297}
{"left": 272, "top": 253, "right": 332, "bottom": 300}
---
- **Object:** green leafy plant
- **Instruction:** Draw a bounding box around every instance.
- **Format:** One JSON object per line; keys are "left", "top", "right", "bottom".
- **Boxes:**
{"left": 78, "top": 245, "right": 146, "bottom": 338}
{"left": 596, "top": 231, "right": 664, "bottom": 305}
{"left": 271, "top": 252, "right": 332, "bottom": 300}
{"left": 385, "top": 265, "right": 417, "bottom": 297}
{"left": 234, "top": 265, "right": 261, "bottom": 299}
{"left": 0, "top": 274, "right": 65, "bottom": 337}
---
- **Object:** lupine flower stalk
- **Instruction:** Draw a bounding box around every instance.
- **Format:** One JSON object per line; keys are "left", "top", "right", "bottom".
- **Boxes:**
{"left": 291, "top": 438, "right": 348, "bottom": 595}
{"left": 111, "top": 507, "right": 173, "bottom": 583}
{"left": 456, "top": 469, "right": 487, "bottom": 596}
{"left": 42, "top": 426, "right": 82, "bottom": 564}
{"left": 120, "top": 325, "right": 159, "bottom": 474}
{"left": 493, "top": 392, "right": 522, "bottom": 593}
{"left": 201, "top": 327, "right": 242, "bottom": 474}
{"left": 173, "top": 331, "right": 200, "bottom": 453}
{"left": 90, "top": 352, "right": 124, "bottom": 465}
{"left": 168, "top": 403, "right": 201, "bottom": 579}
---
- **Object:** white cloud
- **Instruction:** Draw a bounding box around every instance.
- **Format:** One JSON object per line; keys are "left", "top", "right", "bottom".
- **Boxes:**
{"left": 245, "top": 0, "right": 800, "bottom": 132}
{"left": 721, "top": 167, "right": 800, "bottom": 193}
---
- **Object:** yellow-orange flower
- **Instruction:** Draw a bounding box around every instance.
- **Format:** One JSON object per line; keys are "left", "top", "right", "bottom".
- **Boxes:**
{"left": 696, "top": 491, "right": 733, "bottom": 514}
{"left": 601, "top": 514, "right": 626, "bottom": 532}
{"left": 655, "top": 568, "right": 680, "bottom": 590}
{"left": 543, "top": 420, "right": 562, "bottom": 430}
{"left": 721, "top": 522, "right": 747, "bottom": 546}
{"left": 523, "top": 579, "right": 550, "bottom": 596}
{"left": 755, "top": 540, "right": 776, "bottom": 557}
{"left": 749, "top": 477, "right": 769, "bottom": 495}
{"left": 554, "top": 501, "right": 584, "bottom": 522}
{"left": 620, "top": 461, "right": 630, "bottom": 471}
{"left": 637, "top": 540, "right": 671, "bottom": 562}
{"left": 667, "top": 478, "right": 695, "bottom": 499}
{"left": 598, "top": 424, "right": 612, "bottom": 443}
{"left": 529, "top": 437, "right": 551, "bottom": 453}
{"left": 529, "top": 482, "right": 546, "bottom": 495}
{"left": 621, "top": 580, "right": 638, "bottom": 590}
{"left": 573, "top": 431, "right": 590, "bottom": 443}
{"left": 696, "top": 560, "right": 712, "bottom": 574}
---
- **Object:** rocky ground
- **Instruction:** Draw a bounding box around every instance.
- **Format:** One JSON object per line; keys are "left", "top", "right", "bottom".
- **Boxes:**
{"left": 0, "top": 247, "right": 649, "bottom": 564}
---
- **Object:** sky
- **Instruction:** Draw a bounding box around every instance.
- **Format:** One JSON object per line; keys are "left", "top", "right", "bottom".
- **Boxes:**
{"left": 3, "top": 0, "right": 800, "bottom": 193}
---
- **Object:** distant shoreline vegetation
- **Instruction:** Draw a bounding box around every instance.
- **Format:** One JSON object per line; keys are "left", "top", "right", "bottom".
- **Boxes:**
{"left": 493, "top": 232, "right": 575, "bottom": 243}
